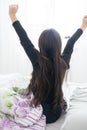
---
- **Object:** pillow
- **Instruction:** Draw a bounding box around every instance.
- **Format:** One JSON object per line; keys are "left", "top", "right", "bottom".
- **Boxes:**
{"left": 60, "top": 84, "right": 87, "bottom": 130}
{"left": 0, "top": 73, "right": 30, "bottom": 89}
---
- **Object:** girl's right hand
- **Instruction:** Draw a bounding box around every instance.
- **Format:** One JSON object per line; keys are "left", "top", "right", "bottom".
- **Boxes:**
{"left": 9, "top": 5, "right": 18, "bottom": 23}
{"left": 9, "top": 4, "right": 18, "bottom": 16}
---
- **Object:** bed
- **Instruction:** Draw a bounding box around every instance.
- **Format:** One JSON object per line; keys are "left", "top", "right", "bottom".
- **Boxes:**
{"left": 0, "top": 73, "right": 87, "bottom": 130}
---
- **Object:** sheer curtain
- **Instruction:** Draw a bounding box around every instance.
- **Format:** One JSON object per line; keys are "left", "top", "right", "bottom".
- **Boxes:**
{"left": 0, "top": 0, "right": 87, "bottom": 82}
{"left": 0, "top": 0, "right": 56, "bottom": 76}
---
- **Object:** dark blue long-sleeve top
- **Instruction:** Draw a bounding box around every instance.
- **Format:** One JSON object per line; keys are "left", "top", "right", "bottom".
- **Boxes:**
{"left": 12, "top": 20, "right": 83, "bottom": 103}
{"left": 13, "top": 21, "right": 83, "bottom": 67}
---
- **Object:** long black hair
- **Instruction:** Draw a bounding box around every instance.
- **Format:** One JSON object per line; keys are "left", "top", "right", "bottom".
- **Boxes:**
{"left": 27, "top": 29, "right": 68, "bottom": 111}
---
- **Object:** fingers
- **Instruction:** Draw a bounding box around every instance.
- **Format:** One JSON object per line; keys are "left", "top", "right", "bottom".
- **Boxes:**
{"left": 9, "top": 4, "right": 18, "bottom": 11}
{"left": 9, "top": 4, "right": 18, "bottom": 8}
{"left": 9, "top": 4, "right": 19, "bottom": 16}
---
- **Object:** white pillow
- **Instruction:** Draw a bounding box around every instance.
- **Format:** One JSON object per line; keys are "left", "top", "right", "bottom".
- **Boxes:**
{"left": 0, "top": 73, "right": 30, "bottom": 89}
{"left": 60, "top": 84, "right": 87, "bottom": 130}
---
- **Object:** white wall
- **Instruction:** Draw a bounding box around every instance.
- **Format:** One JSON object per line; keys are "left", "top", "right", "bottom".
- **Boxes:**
{"left": 0, "top": 0, "right": 87, "bottom": 83}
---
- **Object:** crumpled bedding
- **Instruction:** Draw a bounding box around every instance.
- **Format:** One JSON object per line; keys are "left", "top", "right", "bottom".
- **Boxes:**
{"left": 60, "top": 84, "right": 87, "bottom": 130}
{"left": 0, "top": 74, "right": 46, "bottom": 130}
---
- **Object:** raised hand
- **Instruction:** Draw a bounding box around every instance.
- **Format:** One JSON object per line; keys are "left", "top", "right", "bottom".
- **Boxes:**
{"left": 81, "top": 15, "right": 87, "bottom": 31}
{"left": 9, "top": 4, "right": 18, "bottom": 15}
{"left": 9, "top": 4, "right": 18, "bottom": 23}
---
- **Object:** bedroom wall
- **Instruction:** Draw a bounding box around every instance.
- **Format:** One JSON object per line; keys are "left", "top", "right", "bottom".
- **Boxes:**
{"left": 0, "top": 0, "right": 87, "bottom": 83}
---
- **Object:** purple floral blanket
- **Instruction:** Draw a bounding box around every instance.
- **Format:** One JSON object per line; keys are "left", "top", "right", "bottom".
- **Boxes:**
{"left": 0, "top": 87, "right": 46, "bottom": 130}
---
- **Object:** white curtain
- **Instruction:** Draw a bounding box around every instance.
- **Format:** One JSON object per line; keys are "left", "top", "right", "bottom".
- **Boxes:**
{"left": 0, "top": 0, "right": 56, "bottom": 76}
{"left": 0, "top": 0, "right": 87, "bottom": 82}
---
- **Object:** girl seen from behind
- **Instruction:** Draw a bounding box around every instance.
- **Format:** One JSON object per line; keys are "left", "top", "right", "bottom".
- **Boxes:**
{"left": 9, "top": 4, "right": 87, "bottom": 124}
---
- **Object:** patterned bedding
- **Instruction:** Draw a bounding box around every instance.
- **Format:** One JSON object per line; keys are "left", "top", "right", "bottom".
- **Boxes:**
{"left": 0, "top": 74, "right": 46, "bottom": 130}
{"left": 0, "top": 73, "right": 84, "bottom": 130}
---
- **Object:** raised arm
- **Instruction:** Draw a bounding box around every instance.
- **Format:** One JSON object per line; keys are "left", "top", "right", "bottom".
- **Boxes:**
{"left": 9, "top": 5, "right": 39, "bottom": 67}
{"left": 62, "top": 16, "right": 87, "bottom": 67}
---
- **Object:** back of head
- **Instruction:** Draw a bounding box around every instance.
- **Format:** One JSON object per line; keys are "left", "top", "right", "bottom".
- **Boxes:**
{"left": 38, "top": 29, "right": 62, "bottom": 59}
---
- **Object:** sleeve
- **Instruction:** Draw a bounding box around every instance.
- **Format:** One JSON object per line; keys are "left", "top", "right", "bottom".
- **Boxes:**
{"left": 61, "top": 29, "right": 83, "bottom": 68}
{"left": 12, "top": 20, "right": 39, "bottom": 67}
